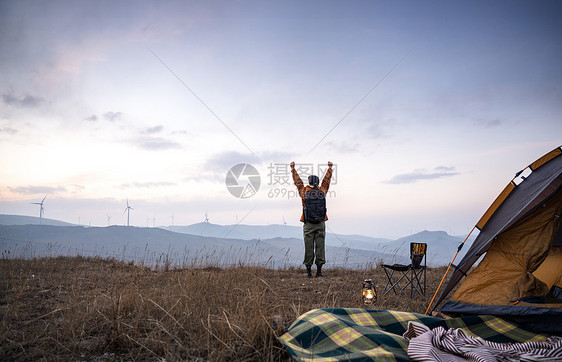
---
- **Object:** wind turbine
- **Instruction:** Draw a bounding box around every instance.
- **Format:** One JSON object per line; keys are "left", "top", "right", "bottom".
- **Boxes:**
{"left": 204, "top": 211, "right": 210, "bottom": 223}
{"left": 107, "top": 214, "right": 111, "bottom": 226}
{"left": 31, "top": 195, "right": 47, "bottom": 224}
{"left": 123, "top": 199, "right": 133, "bottom": 226}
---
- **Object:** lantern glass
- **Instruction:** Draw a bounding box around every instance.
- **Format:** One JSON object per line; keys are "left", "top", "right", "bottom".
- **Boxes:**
{"left": 362, "top": 279, "right": 376, "bottom": 304}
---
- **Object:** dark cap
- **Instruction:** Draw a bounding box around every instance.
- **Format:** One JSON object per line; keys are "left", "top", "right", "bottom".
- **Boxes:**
{"left": 308, "top": 175, "right": 319, "bottom": 186}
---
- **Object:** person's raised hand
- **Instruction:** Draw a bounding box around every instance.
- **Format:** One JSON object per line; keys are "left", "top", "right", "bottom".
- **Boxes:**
{"left": 328, "top": 161, "right": 333, "bottom": 167}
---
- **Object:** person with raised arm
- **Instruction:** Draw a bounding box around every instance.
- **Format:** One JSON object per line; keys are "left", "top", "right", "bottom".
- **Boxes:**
{"left": 290, "top": 161, "right": 333, "bottom": 278}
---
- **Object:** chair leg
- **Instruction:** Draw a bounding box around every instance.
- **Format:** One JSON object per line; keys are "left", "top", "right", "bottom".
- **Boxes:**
{"left": 410, "top": 268, "right": 426, "bottom": 297}
{"left": 382, "top": 270, "right": 390, "bottom": 296}
{"left": 383, "top": 267, "right": 413, "bottom": 297}
{"left": 383, "top": 268, "right": 405, "bottom": 296}
{"left": 383, "top": 266, "right": 427, "bottom": 298}
{"left": 382, "top": 267, "right": 396, "bottom": 296}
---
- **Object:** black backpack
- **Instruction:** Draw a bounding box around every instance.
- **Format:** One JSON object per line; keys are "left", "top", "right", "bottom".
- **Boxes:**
{"left": 304, "top": 186, "right": 326, "bottom": 224}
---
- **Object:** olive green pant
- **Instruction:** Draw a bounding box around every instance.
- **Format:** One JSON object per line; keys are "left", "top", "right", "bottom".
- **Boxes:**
{"left": 303, "top": 221, "right": 326, "bottom": 267}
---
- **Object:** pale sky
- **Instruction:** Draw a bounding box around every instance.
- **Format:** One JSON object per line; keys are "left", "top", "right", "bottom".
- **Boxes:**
{"left": 1, "top": 0, "right": 560, "bottom": 238}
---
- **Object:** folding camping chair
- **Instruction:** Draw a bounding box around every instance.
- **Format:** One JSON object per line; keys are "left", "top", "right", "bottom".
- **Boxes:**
{"left": 382, "top": 242, "right": 427, "bottom": 298}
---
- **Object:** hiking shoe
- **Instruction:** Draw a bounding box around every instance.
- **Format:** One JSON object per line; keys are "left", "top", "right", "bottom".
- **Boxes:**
{"left": 306, "top": 267, "right": 312, "bottom": 278}
{"left": 315, "top": 265, "right": 323, "bottom": 277}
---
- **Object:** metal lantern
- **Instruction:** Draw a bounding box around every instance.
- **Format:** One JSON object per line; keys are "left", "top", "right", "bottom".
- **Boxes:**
{"left": 362, "top": 279, "right": 376, "bottom": 304}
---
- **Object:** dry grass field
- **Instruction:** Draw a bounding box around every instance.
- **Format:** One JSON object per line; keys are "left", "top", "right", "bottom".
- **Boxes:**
{"left": 1, "top": 256, "right": 448, "bottom": 361}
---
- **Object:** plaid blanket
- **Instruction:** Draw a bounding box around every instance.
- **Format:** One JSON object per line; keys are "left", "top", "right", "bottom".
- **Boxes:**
{"left": 278, "top": 308, "right": 548, "bottom": 361}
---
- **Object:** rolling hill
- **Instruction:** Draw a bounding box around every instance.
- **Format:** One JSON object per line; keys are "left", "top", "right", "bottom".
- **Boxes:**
{"left": 167, "top": 222, "right": 393, "bottom": 250}
{"left": 0, "top": 214, "right": 475, "bottom": 267}
{"left": 0, "top": 214, "right": 74, "bottom": 226}
{"left": 0, "top": 224, "right": 403, "bottom": 269}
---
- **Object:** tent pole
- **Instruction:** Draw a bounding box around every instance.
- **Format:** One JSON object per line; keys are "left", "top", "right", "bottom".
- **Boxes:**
{"left": 424, "top": 225, "right": 476, "bottom": 315}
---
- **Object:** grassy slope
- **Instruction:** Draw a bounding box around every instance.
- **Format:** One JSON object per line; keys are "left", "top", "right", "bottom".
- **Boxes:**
{"left": 0, "top": 257, "right": 447, "bottom": 361}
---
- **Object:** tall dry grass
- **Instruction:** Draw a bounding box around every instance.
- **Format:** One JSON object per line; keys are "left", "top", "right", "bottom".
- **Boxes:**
{"left": 1, "top": 256, "right": 448, "bottom": 361}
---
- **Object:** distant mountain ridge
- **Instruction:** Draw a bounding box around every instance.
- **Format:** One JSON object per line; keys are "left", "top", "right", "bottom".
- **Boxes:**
{"left": 0, "top": 214, "right": 476, "bottom": 267}
{"left": 167, "top": 222, "right": 393, "bottom": 250}
{"left": 0, "top": 214, "right": 74, "bottom": 226}
{"left": 0, "top": 224, "right": 403, "bottom": 269}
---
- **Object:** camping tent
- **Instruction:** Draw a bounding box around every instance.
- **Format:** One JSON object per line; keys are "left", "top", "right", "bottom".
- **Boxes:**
{"left": 279, "top": 147, "right": 562, "bottom": 360}
{"left": 430, "top": 146, "right": 562, "bottom": 335}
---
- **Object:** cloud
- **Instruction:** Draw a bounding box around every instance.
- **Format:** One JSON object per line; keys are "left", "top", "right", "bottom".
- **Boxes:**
{"left": 2, "top": 93, "right": 44, "bottom": 108}
{"left": 134, "top": 136, "right": 182, "bottom": 150}
{"left": 434, "top": 166, "right": 456, "bottom": 172}
{"left": 182, "top": 173, "right": 224, "bottom": 184}
{"left": 172, "top": 130, "right": 191, "bottom": 136}
{"left": 0, "top": 127, "right": 18, "bottom": 135}
{"left": 199, "top": 150, "right": 295, "bottom": 185}
{"left": 385, "top": 166, "right": 459, "bottom": 184}
{"left": 127, "top": 125, "right": 181, "bottom": 150}
{"left": 259, "top": 151, "right": 295, "bottom": 163}
{"left": 362, "top": 118, "right": 401, "bottom": 140}
{"left": 8, "top": 185, "right": 66, "bottom": 195}
{"left": 203, "top": 150, "right": 296, "bottom": 179}
{"left": 85, "top": 114, "right": 98, "bottom": 122}
{"left": 366, "top": 123, "right": 393, "bottom": 139}
{"left": 143, "top": 125, "right": 164, "bottom": 134}
{"left": 103, "top": 111, "right": 122, "bottom": 122}
{"left": 204, "top": 150, "right": 294, "bottom": 171}
{"left": 204, "top": 151, "right": 262, "bottom": 173}
{"left": 68, "top": 184, "right": 86, "bottom": 194}
{"left": 124, "top": 126, "right": 183, "bottom": 150}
